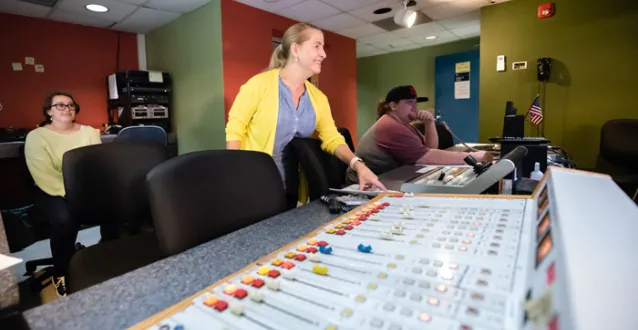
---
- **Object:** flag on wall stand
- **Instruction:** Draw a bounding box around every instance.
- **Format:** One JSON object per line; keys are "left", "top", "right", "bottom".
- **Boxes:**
{"left": 528, "top": 94, "right": 543, "bottom": 125}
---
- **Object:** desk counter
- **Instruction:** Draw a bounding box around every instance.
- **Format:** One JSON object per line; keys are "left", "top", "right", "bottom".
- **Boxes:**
{"left": 23, "top": 200, "right": 334, "bottom": 330}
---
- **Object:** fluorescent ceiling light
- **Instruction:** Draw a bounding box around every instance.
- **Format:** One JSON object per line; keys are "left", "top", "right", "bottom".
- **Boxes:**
{"left": 85, "top": 4, "right": 108, "bottom": 13}
{"left": 425, "top": 35, "right": 439, "bottom": 40}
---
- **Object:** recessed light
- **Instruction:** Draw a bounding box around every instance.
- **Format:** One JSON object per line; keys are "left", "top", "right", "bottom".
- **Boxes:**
{"left": 425, "top": 35, "right": 439, "bottom": 40}
{"left": 374, "top": 7, "right": 392, "bottom": 14}
{"left": 85, "top": 4, "right": 108, "bottom": 13}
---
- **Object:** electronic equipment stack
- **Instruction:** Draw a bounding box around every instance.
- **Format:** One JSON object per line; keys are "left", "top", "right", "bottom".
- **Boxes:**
{"left": 107, "top": 70, "right": 172, "bottom": 132}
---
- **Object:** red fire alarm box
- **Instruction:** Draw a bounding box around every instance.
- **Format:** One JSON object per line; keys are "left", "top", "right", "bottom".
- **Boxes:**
{"left": 538, "top": 3, "right": 555, "bottom": 19}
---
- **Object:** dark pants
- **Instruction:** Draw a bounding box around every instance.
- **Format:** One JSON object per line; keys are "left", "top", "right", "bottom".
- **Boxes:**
{"left": 283, "top": 144, "right": 300, "bottom": 211}
{"left": 33, "top": 189, "right": 118, "bottom": 277}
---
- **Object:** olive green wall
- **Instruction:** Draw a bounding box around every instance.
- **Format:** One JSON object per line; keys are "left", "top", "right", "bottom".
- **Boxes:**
{"left": 480, "top": 0, "right": 638, "bottom": 168}
{"left": 146, "top": 1, "right": 225, "bottom": 154}
{"left": 357, "top": 38, "right": 480, "bottom": 141}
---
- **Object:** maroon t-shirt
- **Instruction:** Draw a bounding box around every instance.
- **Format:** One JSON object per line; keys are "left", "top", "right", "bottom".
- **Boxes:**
{"left": 351, "top": 115, "right": 430, "bottom": 176}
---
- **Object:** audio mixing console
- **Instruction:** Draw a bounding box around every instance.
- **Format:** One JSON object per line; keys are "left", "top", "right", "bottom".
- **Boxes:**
{"left": 133, "top": 168, "right": 638, "bottom": 330}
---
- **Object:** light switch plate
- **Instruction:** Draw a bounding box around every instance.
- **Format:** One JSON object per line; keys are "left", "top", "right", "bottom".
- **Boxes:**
{"left": 497, "top": 55, "right": 506, "bottom": 72}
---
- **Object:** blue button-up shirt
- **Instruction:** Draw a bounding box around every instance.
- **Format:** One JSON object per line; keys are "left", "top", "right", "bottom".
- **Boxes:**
{"left": 272, "top": 76, "right": 317, "bottom": 188}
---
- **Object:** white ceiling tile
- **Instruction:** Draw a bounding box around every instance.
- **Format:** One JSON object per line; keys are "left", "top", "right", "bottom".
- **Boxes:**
{"left": 57, "top": 0, "right": 138, "bottom": 21}
{"left": 392, "top": 21, "right": 445, "bottom": 38}
{"left": 234, "top": 0, "right": 305, "bottom": 13}
{"left": 336, "top": 23, "right": 386, "bottom": 39}
{"left": 357, "top": 31, "right": 397, "bottom": 44}
{"left": 369, "top": 37, "right": 415, "bottom": 50}
{"left": 422, "top": 0, "right": 487, "bottom": 20}
{"left": 407, "top": 29, "right": 456, "bottom": 44}
{"left": 358, "top": 48, "right": 386, "bottom": 58}
{"left": 112, "top": 0, "right": 147, "bottom": 5}
{"left": 393, "top": 43, "right": 423, "bottom": 51}
{"left": 278, "top": 1, "right": 342, "bottom": 22}
{"left": 312, "top": 13, "right": 367, "bottom": 31}
{"left": 111, "top": 7, "right": 181, "bottom": 33}
{"left": 144, "top": 0, "right": 210, "bottom": 13}
{"left": 357, "top": 43, "right": 379, "bottom": 53}
{"left": 48, "top": 8, "right": 114, "bottom": 28}
{"left": 320, "top": 0, "right": 385, "bottom": 12}
{"left": 348, "top": 0, "right": 431, "bottom": 22}
{"left": 450, "top": 24, "right": 480, "bottom": 37}
{"left": 0, "top": 0, "right": 51, "bottom": 18}
{"left": 437, "top": 10, "right": 480, "bottom": 29}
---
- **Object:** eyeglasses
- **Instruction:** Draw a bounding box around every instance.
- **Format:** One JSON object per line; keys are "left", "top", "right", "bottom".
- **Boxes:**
{"left": 52, "top": 103, "right": 76, "bottom": 111}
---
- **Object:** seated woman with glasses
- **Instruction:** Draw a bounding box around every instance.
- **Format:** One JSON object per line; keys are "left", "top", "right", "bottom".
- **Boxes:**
{"left": 24, "top": 92, "right": 102, "bottom": 297}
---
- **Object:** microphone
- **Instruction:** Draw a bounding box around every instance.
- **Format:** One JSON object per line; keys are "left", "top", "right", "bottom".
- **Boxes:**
{"left": 320, "top": 196, "right": 351, "bottom": 214}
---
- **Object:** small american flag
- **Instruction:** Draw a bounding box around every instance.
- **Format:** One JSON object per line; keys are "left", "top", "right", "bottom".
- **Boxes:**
{"left": 529, "top": 95, "right": 543, "bottom": 125}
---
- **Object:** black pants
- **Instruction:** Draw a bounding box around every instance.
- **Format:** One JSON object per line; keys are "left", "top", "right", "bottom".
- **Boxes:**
{"left": 33, "top": 189, "right": 118, "bottom": 277}
{"left": 283, "top": 144, "right": 300, "bottom": 211}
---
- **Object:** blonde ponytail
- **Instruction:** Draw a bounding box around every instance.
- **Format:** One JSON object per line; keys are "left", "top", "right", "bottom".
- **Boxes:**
{"left": 267, "top": 22, "right": 320, "bottom": 70}
{"left": 268, "top": 44, "right": 287, "bottom": 70}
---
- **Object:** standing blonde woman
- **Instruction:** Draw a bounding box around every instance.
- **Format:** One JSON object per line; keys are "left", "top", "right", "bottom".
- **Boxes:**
{"left": 226, "top": 23, "right": 386, "bottom": 208}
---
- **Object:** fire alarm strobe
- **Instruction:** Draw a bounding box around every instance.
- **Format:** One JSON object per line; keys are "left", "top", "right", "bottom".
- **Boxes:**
{"left": 538, "top": 3, "right": 555, "bottom": 19}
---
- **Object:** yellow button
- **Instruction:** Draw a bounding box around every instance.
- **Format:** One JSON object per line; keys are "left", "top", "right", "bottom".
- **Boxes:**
{"left": 342, "top": 220, "right": 351, "bottom": 224}
{"left": 313, "top": 265, "right": 328, "bottom": 275}
{"left": 341, "top": 309, "right": 353, "bottom": 317}
{"left": 241, "top": 275, "right": 254, "bottom": 284}
{"left": 335, "top": 224, "right": 344, "bottom": 229}
{"left": 387, "top": 263, "right": 397, "bottom": 269}
{"left": 284, "top": 252, "right": 296, "bottom": 258}
{"left": 395, "top": 255, "right": 405, "bottom": 260}
{"left": 203, "top": 295, "right": 218, "bottom": 306}
{"left": 378, "top": 272, "right": 388, "bottom": 279}
{"left": 326, "top": 229, "right": 336, "bottom": 234}
{"left": 367, "top": 283, "right": 378, "bottom": 290}
{"left": 257, "top": 266, "right": 270, "bottom": 275}
{"left": 355, "top": 295, "right": 366, "bottom": 303}
{"left": 326, "top": 326, "right": 337, "bottom": 330}
{"left": 349, "top": 216, "right": 358, "bottom": 220}
{"left": 307, "top": 239, "right": 318, "bottom": 245}
{"left": 410, "top": 240, "right": 418, "bottom": 245}
{"left": 271, "top": 259, "right": 283, "bottom": 266}
{"left": 223, "top": 284, "right": 237, "bottom": 295}
{"left": 296, "top": 245, "right": 307, "bottom": 252}
{"left": 416, "top": 234, "right": 424, "bottom": 238}
{"left": 422, "top": 229, "right": 430, "bottom": 232}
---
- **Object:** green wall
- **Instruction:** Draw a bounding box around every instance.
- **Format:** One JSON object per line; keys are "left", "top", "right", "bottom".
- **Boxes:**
{"left": 146, "top": 0, "right": 225, "bottom": 154}
{"left": 356, "top": 38, "right": 479, "bottom": 140}
{"left": 480, "top": 0, "right": 638, "bottom": 168}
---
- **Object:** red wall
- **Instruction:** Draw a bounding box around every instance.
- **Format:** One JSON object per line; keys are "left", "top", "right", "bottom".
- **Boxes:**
{"left": 221, "top": 1, "right": 358, "bottom": 143}
{"left": 0, "top": 13, "right": 138, "bottom": 129}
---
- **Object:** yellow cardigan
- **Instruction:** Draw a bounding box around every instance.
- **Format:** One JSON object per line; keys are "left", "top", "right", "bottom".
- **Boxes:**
{"left": 226, "top": 68, "right": 346, "bottom": 155}
{"left": 226, "top": 68, "right": 346, "bottom": 202}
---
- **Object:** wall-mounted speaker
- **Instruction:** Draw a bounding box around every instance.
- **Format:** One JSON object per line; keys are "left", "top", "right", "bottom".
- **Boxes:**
{"left": 537, "top": 58, "right": 552, "bottom": 82}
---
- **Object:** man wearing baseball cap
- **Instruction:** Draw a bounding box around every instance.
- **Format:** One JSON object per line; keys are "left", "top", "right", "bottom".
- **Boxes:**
{"left": 347, "top": 85, "right": 489, "bottom": 182}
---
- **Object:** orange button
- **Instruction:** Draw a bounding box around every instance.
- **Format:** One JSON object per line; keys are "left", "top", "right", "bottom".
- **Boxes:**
{"left": 284, "top": 252, "right": 296, "bottom": 259}
{"left": 204, "top": 295, "right": 218, "bottom": 306}
{"left": 342, "top": 220, "right": 351, "bottom": 224}
{"left": 307, "top": 239, "right": 318, "bottom": 245}
{"left": 296, "top": 245, "right": 308, "bottom": 252}
{"left": 223, "top": 284, "right": 237, "bottom": 295}
{"left": 334, "top": 224, "right": 344, "bottom": 229}
{"left": 241, "top": 275, "right": 254, "bottom": 284}
{"left": 271, "top": 259, "right": 283, "bottom": 266}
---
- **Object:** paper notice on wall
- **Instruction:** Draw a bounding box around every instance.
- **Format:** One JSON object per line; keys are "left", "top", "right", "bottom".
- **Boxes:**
{"left": 35, "top": 64, "right": 44, "bottom": 73}
{"left": 12, "top": 63, "right": 23, "bottom": 71}
{"left": 108, "top": 74, "right": 119, "bottom": 99}
{"left": 25, "top": 57, "right": 35, "bottom": 65}
{"left": 455, "top": 61, "right": 470, "bottom": 73}
{"left": 454, "top": 71, "right": 470, "bottom": 99}
{"left": 148, "top": 71, "right": 163, "bottom": 83}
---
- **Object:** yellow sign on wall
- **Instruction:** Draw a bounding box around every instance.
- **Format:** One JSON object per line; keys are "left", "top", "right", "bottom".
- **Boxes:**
{"left": 455, "top": 61, "right": 471, "bottom": 73}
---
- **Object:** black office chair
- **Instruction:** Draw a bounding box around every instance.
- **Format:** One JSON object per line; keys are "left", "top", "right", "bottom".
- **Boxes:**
{"left": 594, "top": 119, "right": 638, "bottom": 201}
{"left": 115, "top": 125, "right": 168, "bottom": 147}
{"left": 146, "top": 150, "right": 287, "bottom": 256}
{"left": 64, "top": 142, "right": 168, "bottom": 293}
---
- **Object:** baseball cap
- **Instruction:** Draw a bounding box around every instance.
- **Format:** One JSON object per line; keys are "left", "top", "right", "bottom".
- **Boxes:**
{"left": 384, "top": 85, "right": 429, "bottom": 103}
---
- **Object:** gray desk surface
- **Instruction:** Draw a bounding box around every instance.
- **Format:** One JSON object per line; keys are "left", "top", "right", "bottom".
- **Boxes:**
{"left": 23, "top": 200, "right": 335, "bottom": 330}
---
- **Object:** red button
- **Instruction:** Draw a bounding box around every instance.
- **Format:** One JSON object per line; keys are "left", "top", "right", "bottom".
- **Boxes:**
{"left": 372, "top": 209, "right": 379, "bottom": 213}
{"left": 252, "top": 279, "right": 265, "bottom": 288}
{"left": 547, "top": 262, "right": 556, "bottom": 286}
{"left": 234, "top": 289, "right": 247, "bottom": 299}
{"left": 351, "top": 221, "right": 361, "bottom": 226}
{"left": 268, "top": 270, "right": 280, "bottom": 278}
{"left": 317, "top": 241, "right": 328, "bottom": 246}
{"left": 214, "top": 300, "right": 228, "bottom": 311}
{"left": 336, "top": 230, "right": 346, "bottom": 235}
{"left": 306, "top": 247, "right": 318, "bottom": 253}
{"left": 548, "top": 315, "right": 559, "bottom": 330}
{"left": 281, "top": 261, "right": 295, "bottom": 269}
{"left": 359, "top": 216, "right": 367, "bottom": 221}
{"left": 395, "top": 193, "right": 404, "bottom": 198}
{"left": 345, "top": 225, "right": 354, "bottom": 230}
{"left": 383, "top": 202, "right": 390, "bottom": 206}
{"left": 294, "top": 254, "right": 307, "bottom": 261}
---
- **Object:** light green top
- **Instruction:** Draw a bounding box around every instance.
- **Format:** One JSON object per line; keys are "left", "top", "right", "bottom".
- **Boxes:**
{"left": 24, "top": 125, "right": 102, "bottom": 197}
